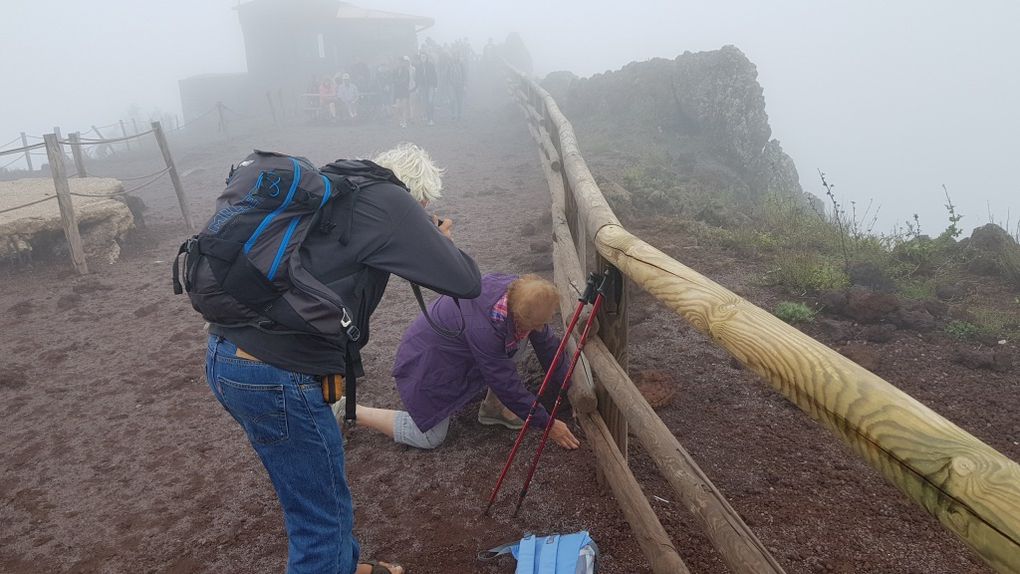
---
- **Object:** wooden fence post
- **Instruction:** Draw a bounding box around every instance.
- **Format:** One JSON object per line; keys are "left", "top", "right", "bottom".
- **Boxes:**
{"left": 68, "top": 132, "right": 87, "bottom": 178}
{"left": 596, "top": 259, "right": 629, "bottom": 461}
{"left": 43, "top": 134, "right": 88, "bottom": 275}
{"left": 266, "top": 91, "right": 278, "bottom": 125}
{"left": 120, "top": 120, "right": 131, "bottom": 151}
{"left": 151, "top": 121, "right": 194, "bottom": 230}
{"left": 20, "top": 132, "right": 33, "bottom": 171}
{"left": 216, "top": 101, "right": 227, "bottom": 134}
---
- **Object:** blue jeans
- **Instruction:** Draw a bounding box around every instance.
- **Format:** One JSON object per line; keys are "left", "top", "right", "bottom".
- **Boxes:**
{"left": 205, "top": 335, "right": 360, "bottom": 574}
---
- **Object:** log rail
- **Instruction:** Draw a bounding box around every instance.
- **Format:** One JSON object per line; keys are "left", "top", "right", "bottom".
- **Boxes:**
{"left": 507, "top": 66, "right": 1020, "bottom": 574}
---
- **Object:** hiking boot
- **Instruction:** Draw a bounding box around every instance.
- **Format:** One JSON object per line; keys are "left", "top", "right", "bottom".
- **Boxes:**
{"left": 478, "top": 403, "right": 525, "bottom": 430}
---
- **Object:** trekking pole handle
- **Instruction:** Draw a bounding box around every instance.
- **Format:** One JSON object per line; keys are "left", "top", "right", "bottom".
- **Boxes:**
{"left": 580, "top": 270, "right": 610, "bottom": 304}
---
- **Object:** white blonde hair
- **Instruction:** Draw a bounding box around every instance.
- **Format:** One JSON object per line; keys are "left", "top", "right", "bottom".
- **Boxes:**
{"left": 372, "top": 142, "right": 443, "bottom": 204}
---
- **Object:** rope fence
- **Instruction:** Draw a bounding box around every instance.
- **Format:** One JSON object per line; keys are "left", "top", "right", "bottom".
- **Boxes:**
{"left": 67, "top": 168, "right": 169, "bottom": 198}
{"left": 60, "top": 130, "right": 155, "bottom": 147}
{"left": 0, "top": 142, "right": 46, "bottom": 157}
{"left": 0, "top": 121, "right": 194, "bottom": 274}
{"left": 0, "top": 195, "right": 57, "bottom": 215}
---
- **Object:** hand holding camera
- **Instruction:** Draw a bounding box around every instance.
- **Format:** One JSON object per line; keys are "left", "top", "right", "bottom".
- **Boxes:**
{"left": 432, "top": 214, "right": 454, "bottom": 239}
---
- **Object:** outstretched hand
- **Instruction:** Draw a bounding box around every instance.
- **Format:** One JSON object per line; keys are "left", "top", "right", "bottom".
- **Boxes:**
{"left": 549, "top": 419, "right": 580, "bottom": 450}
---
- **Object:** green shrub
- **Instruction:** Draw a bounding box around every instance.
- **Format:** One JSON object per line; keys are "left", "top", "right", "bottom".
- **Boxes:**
{"left": 945, "top": 320, "right": 979, "bottom": 340}
{"left": 768, "top": 254, "right": 850, "bottom": 294}
{"left": 774, "top": 301, "right": 817, "bottom": 324}
{"left": 897, "top": 278, "right": 937, "bottom": 300}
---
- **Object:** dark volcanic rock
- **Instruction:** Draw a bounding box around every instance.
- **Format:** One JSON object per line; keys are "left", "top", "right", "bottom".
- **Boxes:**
{"left": 935, "top": 283, "right": 966, "bottom": 301}
{"left": 892, "top": 307, "right": 937, "bottom": 332}
{"left": 922, "top": 299, "right": 949, "bottom": 319}
{"left": 844, "top": 288, "right": 899, "bottom": 323}
{"left": 952, "top": 346, "right": 1003, "bottom": 371}
{"left": 817, "top": 318, "right": 851, "bottom": 343}
{"left": 862, "top": 324, "right": 897, "bottom": 343}
{"left": 963, "top": 223, "right": 1020, "bottom": 284}
{"left": 839, "top": 343, "right": 882, "bottom": 371}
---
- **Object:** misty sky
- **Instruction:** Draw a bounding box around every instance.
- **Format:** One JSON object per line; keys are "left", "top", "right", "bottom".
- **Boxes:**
{"left": 3, "top": 0, "right": 1018, "bottom": 235}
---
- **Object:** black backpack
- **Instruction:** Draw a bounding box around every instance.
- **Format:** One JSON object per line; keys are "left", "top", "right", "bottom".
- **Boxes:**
{"left": 172, "top": 151, "right": 408, "bottom": 422}
{"left": 172, "top": 150, "right": 409, "bottom": 336}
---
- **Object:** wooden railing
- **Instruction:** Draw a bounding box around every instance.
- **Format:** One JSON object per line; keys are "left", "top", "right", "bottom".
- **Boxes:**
{"left": 507, "top": 67, "right": 1020, "bottom": 574}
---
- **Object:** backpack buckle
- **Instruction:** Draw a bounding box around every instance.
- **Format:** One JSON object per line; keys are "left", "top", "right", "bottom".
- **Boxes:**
{"left": 340, "top": 308, "right": 361, "bottom": 342}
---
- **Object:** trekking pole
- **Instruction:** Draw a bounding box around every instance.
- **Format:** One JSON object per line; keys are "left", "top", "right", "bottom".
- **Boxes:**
{"left": 483, "top": 272, "right": 600, "bottom": 516}
{"left": 512, "top": 271, "right": 607, "bottom": 517}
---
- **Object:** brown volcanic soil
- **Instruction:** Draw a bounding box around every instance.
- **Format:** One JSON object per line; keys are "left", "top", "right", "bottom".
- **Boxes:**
{"left": 2, "top": 87, "right": 1018, "bottom": 574}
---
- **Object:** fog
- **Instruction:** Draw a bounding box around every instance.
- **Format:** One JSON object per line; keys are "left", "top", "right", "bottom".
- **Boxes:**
{"left": 4, "top": 0, "right": 1018, "bottom": 234}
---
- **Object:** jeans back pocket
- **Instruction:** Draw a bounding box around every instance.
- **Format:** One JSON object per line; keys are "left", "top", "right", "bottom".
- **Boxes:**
{"left": 217, "top": 377, "right": 289, "bottom": 445}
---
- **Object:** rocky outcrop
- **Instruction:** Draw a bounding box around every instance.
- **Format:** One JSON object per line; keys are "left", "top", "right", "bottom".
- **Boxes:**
{"left": 0, "top": 177, "right": 136, "bottom": 265}
{"left": 960, "top": 223, "right": 1020, "bottom": 286}
{"left": 545, "top": 46, "right": 806, "bottom": 211}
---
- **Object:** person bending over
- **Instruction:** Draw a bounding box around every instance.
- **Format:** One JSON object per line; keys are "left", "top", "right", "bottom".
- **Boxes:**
{"left": 204, "top": 143, "right": 480, "bottom": 574}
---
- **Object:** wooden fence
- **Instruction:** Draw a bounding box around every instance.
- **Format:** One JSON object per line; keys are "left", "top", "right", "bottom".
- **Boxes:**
{"left": 507, "top": 68, "right": 1020, "bottom": 573}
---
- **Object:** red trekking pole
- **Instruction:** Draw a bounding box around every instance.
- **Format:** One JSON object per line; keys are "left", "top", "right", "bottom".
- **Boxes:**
{"left": 483, "top": 272, "right": 600, "bottom": 516}
{"left": 512, "top": 272, "right": 607, "bottom": 517}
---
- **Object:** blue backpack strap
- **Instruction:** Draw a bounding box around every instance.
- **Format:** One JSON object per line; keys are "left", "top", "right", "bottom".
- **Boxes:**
{"left": 477, "top": 540, "right": 519, "bottom": 562}
{"left": 515, "top": 534, "right": 538, "bottom": 574}
{"left": 538, "top": 533, "right": 561, "bottom": 573}
{"left": 555, "top": 531, "right": 594, "bottom": 572}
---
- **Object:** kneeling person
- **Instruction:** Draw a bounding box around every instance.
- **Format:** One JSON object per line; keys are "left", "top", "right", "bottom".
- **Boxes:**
{"left": 351, "top": 273, "right": 581, "bottom": 450}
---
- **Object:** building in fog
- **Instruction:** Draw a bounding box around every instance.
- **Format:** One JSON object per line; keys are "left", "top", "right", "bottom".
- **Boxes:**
{"left": 179, "top": 0, "right": 433, "bottom": 126}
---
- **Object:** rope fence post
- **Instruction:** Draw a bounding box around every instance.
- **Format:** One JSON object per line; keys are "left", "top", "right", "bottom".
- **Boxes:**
{"left": 119, "top": 120, "right": 131, "bottom": 151}
{"left": 266, "top": 90, "right": 278, "bottom": 125}
{"left": 216, "top": 101, "right": 227, "bottom": 134}
{"left": 151, "top": 121, "right": 194, "bottom": 230}
{"left": 20, "top": 132, "right": 33, "bottom": 171}
{"left": 68, "top": 132, "right": 87, "bottom": 178}
{"left": 43, "top": 133, "right": 88, "bottom": 275}
{"left": 92, "top": 125, "right": 113, "bottom": 158}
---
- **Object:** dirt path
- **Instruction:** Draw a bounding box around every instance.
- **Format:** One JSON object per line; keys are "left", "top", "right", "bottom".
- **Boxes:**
{"left": 1, "top": 84, "right": 1015, "bottom": 574}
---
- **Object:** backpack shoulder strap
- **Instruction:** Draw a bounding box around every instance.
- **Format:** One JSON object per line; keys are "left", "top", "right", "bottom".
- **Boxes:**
{"left": 514, "top": 535, "right": 538, "bottom": 574}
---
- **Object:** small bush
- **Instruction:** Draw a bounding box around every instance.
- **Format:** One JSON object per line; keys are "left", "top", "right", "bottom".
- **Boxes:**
{"left": 768, "top": 254, "right": 850, "bottom": 294}
{"left": 897, "top": 278, "right": 937, "bottom": 300}
{"left": 774, "top": 301, "right": 817, "bottom": 324}
{"left": 945, "top": 320, "right": 979, "bottom": 340}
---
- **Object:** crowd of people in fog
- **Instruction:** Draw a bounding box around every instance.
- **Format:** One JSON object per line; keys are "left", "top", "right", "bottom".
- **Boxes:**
{"left": 308, "top": 38, "right": 473, "bottom": 127}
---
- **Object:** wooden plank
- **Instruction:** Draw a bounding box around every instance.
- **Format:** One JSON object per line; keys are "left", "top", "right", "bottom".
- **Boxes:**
{"left": 596, "top": 258, "right": 629, "bottom": 460}
{"left": 530, "top": 122, "right": 597, "bottom": 415}
{"left": 43, "top": 134, "right": 88, "bottom": 275}
{"left": 68, "top": 132, "right": 87, "bottom": 178}
{"left": 529, "top": 109, "right": 782, "bottom": 572}
{"left": 151, "top": 121, "right": 195, "bottom": 230}
{"left": 577, "top": 410, "right": 691, "bottom": 574}
{"left": 593, "top": 223, "right": 1020, "bottom": 573}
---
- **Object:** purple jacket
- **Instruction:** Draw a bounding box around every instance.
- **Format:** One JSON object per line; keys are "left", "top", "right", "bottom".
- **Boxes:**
{"left": 393, "top": 273, "right": 570, "bottom": 432}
